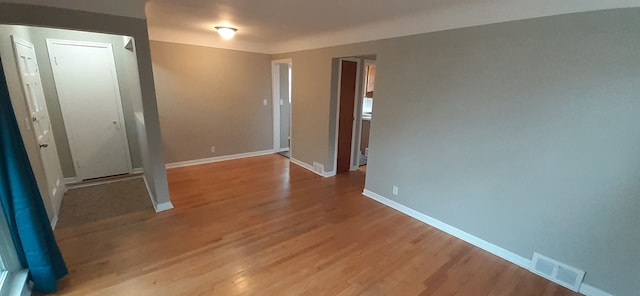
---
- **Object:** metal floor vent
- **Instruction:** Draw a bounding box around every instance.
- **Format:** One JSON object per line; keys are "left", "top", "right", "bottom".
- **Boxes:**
{"left": 530, "top": 253, "right": 585, "bottom": 292}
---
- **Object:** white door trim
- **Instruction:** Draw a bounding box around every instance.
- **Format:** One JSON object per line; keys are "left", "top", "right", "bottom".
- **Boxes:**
{"left": 353, "top": 59, "right": 376, "bottom": 169}
{"left": 46, "top": 38, "right": 133, "bottom": 180}
{"left": 332, "top": 58, "right": 362, "bottom": 175}
{"left": 10, "top": 36, "right": 66, "bottom": 220}
{"left": 272, "top": 58, "right": 292, "bottom": 152}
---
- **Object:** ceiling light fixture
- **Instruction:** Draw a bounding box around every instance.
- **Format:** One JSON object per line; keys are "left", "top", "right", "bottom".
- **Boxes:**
{"left": 215, "top": 26, "right": 237, "bottom": 40}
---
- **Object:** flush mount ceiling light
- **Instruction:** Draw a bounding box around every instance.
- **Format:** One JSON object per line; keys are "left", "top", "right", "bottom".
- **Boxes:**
{"left": 215, "top": 26, "right": 237, "bottom": 40}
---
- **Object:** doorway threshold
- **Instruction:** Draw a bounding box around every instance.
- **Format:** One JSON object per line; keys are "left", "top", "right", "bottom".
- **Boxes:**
{"left": 66, "top": 173, "right": 143, "bottom": 190}
{"left": 278, "top": 150, "right": 290, "bottom": 159}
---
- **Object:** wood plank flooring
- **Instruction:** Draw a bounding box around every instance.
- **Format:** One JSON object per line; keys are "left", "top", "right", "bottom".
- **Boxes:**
{"left": 52, "top": 155, "right": 580, "bottom": 295}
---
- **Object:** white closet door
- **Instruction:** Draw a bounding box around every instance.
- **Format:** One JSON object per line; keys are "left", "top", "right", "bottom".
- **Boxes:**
{"left": 47, "top": 39, "right": 131, "bottom": 180}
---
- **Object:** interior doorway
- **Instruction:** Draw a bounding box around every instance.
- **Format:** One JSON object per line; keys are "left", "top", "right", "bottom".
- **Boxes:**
{"left": 0, "top": 24, "right": 148, "bottom": 227}
{"left": 47, "top": 39, "right": 133, "bottom": 181}
{"left": 333, "top": 56, "right": 376, "bottom": 176}
{"left": 358, "top": 60, "right": 375, "bottom": 169}
{"left": 336, "top": 58, "right": 359, "bottom": 174}
{"left": 272, "top": 59, "right": 292, "bottom": 158}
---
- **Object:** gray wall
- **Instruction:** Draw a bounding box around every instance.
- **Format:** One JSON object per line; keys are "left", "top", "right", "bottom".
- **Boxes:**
{"left": 24, "top": 27, "right": 143, "bottom": 178}
{"left": 279, "top": 63, "right": 290, "bottom": 149}
{"left": 0, "top": 3, "right": 171, "bottom": 207}
{"left": 274, "top": 8, "right": 640, "bottom": 295}
{"left": 150, "top": 41, "right": 273, "bottom": 164}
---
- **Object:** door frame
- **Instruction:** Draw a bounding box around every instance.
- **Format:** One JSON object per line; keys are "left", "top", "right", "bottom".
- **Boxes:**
{"left": 332, "top": 57, "right": 363, "bottom": 174}
{"left": 10, "top": 36, "right": 66, "bottom": 222}
{"left": 353, "top": 59, "right": 376, "bottom": 168}
{"left": 272, "top": 58, "right": 292, "bottom": 153}
{"left": 46, "top": 38, "right": 133, "bottom": 181}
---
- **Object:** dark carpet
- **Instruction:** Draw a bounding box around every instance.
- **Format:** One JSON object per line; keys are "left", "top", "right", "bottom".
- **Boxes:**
{"left": 56, "top": 178, "right": 154, "bottom": 228}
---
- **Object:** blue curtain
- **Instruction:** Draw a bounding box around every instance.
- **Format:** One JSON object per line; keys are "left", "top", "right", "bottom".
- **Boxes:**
{"left": 0, "top": 60, "right": 67, "bottom": 292}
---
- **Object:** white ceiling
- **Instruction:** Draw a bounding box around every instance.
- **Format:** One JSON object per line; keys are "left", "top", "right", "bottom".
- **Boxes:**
{"left": 145, "top": 0, "right": 640, "bottom": 54}
{"left": 3, "top": 0, "right": 640, "bottom": 54}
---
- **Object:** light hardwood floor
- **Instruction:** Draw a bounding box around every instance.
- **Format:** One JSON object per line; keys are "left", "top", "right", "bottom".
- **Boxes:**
{"left": 53, "top": 155, "right": 580, "bottom": 295}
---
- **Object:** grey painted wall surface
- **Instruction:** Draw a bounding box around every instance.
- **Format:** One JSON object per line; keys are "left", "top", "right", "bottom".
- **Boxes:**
{"left": 2, "top": 3, "right": 639, "bottom": 294}
{"left": 150, "top": 41, "right": 273, "bottom": 164}
{"left": 279, "top": 63, "right": 290, "bottom": 149}
{"left": 274, "top": 9, "right": 640, "bottom": 295}
{"left": 0, "top": 3, "right": 171, "bottom": 206}
{"left": 25, "top": 27, "right": 143, "bottom": 178}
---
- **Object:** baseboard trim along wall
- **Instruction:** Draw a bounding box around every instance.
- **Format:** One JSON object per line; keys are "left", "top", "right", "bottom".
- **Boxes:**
{"left": 154, "top": 201, "right": 174, "bottom": 213}
{"left": 289, "top": 158, "right": 334, "bottom": 178}
{"left": 165, "top": 149, "right": 276, "bottom": 169}
{"left": 361, "top": 189, "right": 612, "bottom": 296}
{"left": 63, "top": 168, "right": 143, "bottom": 185}
{"left": 63, "top": 177, "right": 79, "bottom": 184}
{"left": 142, "top": 175, "right": 174, "bottom": 213}
{"left": 50, "top": 215, "right": 59, "bottom": 230}
{"left": 66, "top": 175, "right": 142, "bottom": 190}
{"left": 578, "top": 284, "right": 614, "bottom": 296}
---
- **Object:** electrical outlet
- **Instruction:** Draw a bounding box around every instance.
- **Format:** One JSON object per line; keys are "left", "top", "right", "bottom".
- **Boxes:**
{"left": 392, "top": 185, "right": 399, "bottom": 196}
{"left": 263, "top": 99, "right": 268, "bottom": 106}
{"left": 210, "top": 146, "right": 216, "bottom": 153}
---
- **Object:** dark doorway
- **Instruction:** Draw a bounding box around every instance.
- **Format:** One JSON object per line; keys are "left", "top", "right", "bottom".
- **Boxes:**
{"left": 336, "top": 60, "right": 358, "bottom": 174}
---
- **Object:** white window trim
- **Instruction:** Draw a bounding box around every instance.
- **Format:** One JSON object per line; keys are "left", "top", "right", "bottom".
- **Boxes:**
{"left": 0, "top": 206, "right": 29, "bottom": 296}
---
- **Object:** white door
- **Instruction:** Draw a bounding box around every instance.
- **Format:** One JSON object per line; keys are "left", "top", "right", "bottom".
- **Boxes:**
{"left": 47, "top": 39, "right": 132, "bottom": 181}
{"left": 11, "top": 36, "right": 65, "bottom": 213}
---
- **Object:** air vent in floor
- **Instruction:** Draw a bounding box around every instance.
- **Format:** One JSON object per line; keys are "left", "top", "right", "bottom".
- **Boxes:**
{"left": 530, "top": 253, "right": 585, "bottom": 292}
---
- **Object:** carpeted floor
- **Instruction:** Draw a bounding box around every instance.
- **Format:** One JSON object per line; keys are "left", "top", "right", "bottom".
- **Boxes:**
{"left": 56, "top": 178, "right": 154, "bottom": 229}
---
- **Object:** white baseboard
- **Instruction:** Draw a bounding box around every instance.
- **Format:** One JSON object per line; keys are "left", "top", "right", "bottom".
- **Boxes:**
{"left": 142, "top": 175, "right": 173, "bottom": 213}
{"left": 64, "top": 177, "right": 79, "bottom": 184}
{"left": 277, "top": 147, "right": 290, "bottom": 152}
{"left": 166, "top": 149, "right": 276, "bottom": 169}
{"left": 142, "top": 175, "right": 157, "bottom": 207}
{"left": 53, "top": 179, "right": 65, "bottom": 217}
{"left": 154, "top": 201, "right": 174, "bottom": 213}
{"left": 323, "top": 170, "right": 336, "bottom": 177}
{"left": 64, "top": 169, "right": 143, "bottom": 185}
{"left": 579, "top": 284, "right": 614, "bottom": 296}
{"left": 50, "top": 215, "right": 59, "bottom": 230}
{"left": 66, "top": 175, "right": 142, "bottom": 190}
{"left": 362, "top": 189, "right": 531, "bottom": 268}
{"left": 289, "top": 158, "right": 334, "bottom": 178}
{"left": 289, "top": 157, "right": 315, "bottom": 173}
{"left": 362, "top": 189, "right": 612, "bottom": 296}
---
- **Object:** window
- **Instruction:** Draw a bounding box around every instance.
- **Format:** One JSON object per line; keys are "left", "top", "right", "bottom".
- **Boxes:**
{"left": 0, "top": 205, "right": 25, "bottom": 296}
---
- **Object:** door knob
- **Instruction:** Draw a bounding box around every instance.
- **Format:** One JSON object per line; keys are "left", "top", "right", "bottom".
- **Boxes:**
{"left": 39, "top": 143, "right": 49, "bottom": 148}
